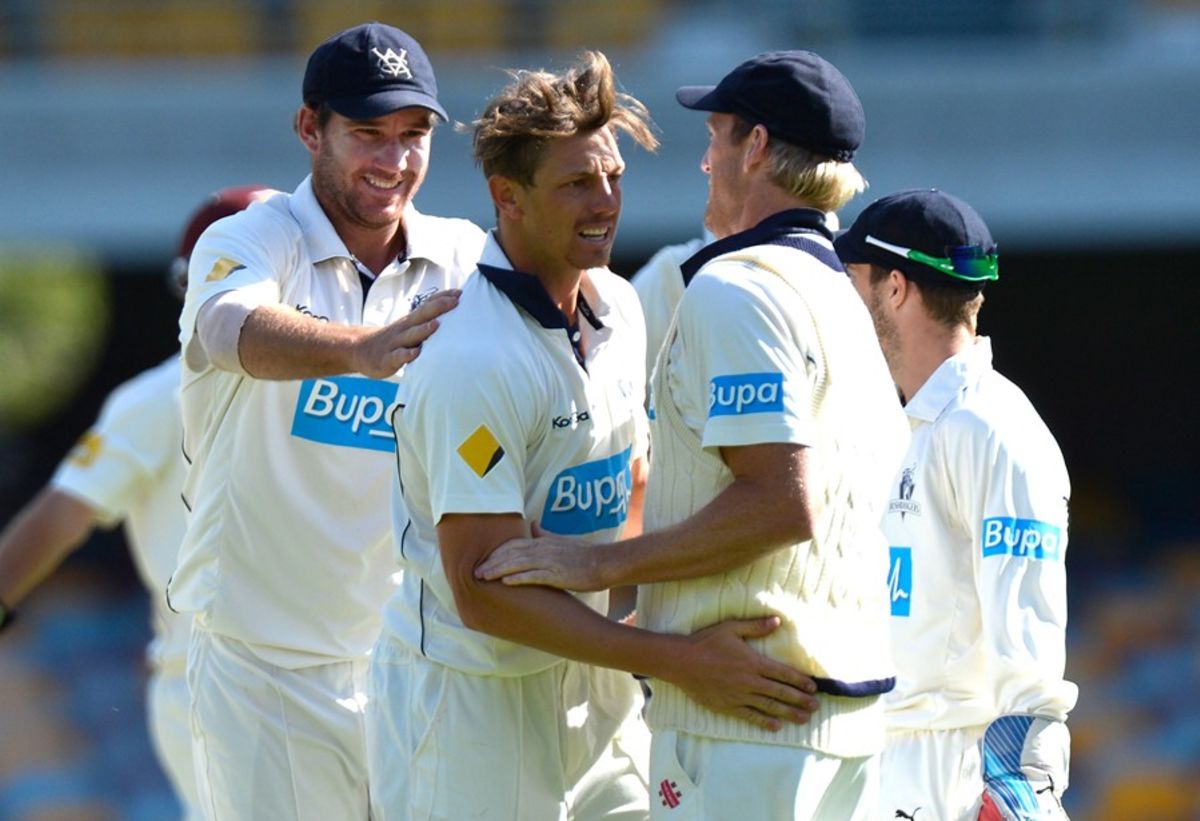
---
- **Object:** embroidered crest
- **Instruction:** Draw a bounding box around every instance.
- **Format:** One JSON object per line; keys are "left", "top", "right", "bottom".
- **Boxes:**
{"left": 372, "top": 47, "right": 411, "bottom": 79}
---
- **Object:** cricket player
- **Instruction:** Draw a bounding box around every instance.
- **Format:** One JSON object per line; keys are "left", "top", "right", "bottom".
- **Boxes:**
{"left": 0, "top": 185, "right": 268, "bottom": 819}
{"left": 835, "top": 189, "right": 1078, "bottom": 819}
{"left": 367, "top": 50, "right": 822, "bottom": 820}
{"left": 478, "top": 51, "right": 909, "bottom": 818}
{"left": 170, "top": 23, "right": 484, "bottom": 819}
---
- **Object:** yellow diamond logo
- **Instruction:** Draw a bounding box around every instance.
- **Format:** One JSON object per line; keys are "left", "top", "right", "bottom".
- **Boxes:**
{"left": 205, "top": 257, "right": 246, "bottom": 282}
{"left": 66, "top": 430, "right": 103, "bottom": 468}
{"left": 457, "top": 425, "right": 505, "bottom": 478}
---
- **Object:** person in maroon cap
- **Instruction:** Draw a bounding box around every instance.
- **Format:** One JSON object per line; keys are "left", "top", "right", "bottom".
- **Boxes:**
{"left": 0, "top": 185, "right": 271, "bottom": 820}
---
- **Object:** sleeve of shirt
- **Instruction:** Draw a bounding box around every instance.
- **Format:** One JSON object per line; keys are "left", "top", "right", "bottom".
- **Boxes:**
{"left": 944, "top": 412, "right": 1077, "bottom": 720}
{"left": 50, "top": 363, "right": 179, "bottom": 527}
{"left": 404, "top": 351, "right": 542, "bottom": 524}
{"left": 677, "top": 264, "right": 818, "bottom": 451}
{"left": 178, "top": 209, "right": 290, "bottom": 370}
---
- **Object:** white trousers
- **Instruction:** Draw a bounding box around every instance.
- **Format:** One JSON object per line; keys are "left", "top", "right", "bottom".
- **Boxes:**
{"left": 648, "top": 729, "right": 878, "bottom": 820}
{"left": 366, "top": 639, "right": 650, "bottom": 821}
{"left": 187, "top": 625, "right": 370, "bottom": 821}
{"left": 880, "top": 718, "right": 1070, "bottom": 820}
{"left": 147, "top": 665, "right": 201, "bottom": 819}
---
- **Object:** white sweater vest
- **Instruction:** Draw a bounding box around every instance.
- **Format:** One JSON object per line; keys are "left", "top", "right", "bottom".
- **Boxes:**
{"left": 640, "top": 244, "right": 908, "bottom": 757}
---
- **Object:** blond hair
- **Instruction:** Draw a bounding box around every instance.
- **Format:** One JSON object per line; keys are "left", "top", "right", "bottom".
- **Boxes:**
{"left": 731, "top": 118, "right": 867, "bottom": 212}
{"left": 469, "top": 50, "right": 658, "bottom": 185}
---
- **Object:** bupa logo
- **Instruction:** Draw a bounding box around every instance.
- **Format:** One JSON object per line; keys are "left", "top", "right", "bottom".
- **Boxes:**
{"left": 540, "top": 446, "right": 632, "bottom": 535}
{"left": 888, "top": 546, "right": 913, "bottom": 617}
{"left": 290, "top": 376, "right": 400, "bottom": 452}
{"left": 708, "top": 372, "right": 784, "bottom": 417}
{"left": 981, "top": 517, "right": 1063, "bottom": 560}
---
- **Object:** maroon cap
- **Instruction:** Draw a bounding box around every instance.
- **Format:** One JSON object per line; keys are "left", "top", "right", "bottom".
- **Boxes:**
{"left": 168, "top": 185, "right": 272, "bottom": 298}
{"left": 175, "top": 185, "right": 272, "bottom": 260}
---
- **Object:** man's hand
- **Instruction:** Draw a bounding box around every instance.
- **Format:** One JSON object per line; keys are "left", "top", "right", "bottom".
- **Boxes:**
{"left": 351, "top": 290, "right": 460, "bottom": 378}
{"left": 474, "top": 527, "right": 609, "bottom": 592}
{"left": 664, "top": 616, "right": 820, "bottom": 732}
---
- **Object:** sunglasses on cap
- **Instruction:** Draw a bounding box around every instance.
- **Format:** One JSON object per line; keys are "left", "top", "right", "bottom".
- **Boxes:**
{"left": 865, "top": 235, "right": 999, "bottom": 283}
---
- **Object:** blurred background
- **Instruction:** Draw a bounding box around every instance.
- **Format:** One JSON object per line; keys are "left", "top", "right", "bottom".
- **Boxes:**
{"left": 1, "top": 0, "right": 1199, "bottom": 818}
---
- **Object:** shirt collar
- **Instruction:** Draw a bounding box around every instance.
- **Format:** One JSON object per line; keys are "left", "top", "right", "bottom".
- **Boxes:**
{"left": 904, "top": 336, "right": 995, "bottom": 422}
{"left": 680, "top": 208, "right": 833, "bottom": 285}
{"left": 289, "top": 174, "right": 450, "bottom": 269}
{"left": 476, "top": 231, "right": 604, "bottom": 332}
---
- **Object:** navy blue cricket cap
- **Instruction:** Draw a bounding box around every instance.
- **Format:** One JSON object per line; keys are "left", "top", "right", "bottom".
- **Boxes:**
{"left": 835, "top": 188, "right": 999, "bottom": 288}
{"left": 676, "top": 50, "right": 864, "bottom": 161}
{"left": 302, "top": 22, "right": 447, "bottom": 121}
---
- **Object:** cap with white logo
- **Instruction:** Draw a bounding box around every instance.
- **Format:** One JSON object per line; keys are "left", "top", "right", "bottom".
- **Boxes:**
{"left": 302, "top": 22, "right": 447, "bottom": 121}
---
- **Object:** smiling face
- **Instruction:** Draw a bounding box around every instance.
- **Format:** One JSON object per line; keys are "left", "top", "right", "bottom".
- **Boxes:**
{"left": 299, "top": 105, "right": 433, "bottom": 241}
{"left": 501, "top": 127, "right": 624, "bottom": 279}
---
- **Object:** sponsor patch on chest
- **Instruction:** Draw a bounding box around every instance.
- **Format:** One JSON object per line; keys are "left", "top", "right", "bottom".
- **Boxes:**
{"left": 540, "top": 446, "right": 633, "bottom": 535}
{"left": 290, "top": 376, "right": 400, "bottom": 452}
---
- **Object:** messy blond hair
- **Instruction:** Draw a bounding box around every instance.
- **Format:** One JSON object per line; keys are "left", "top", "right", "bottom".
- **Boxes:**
{"left": 469, "top": 50, "right": 658, "bottom": 186}
{"left": 730, "top": 117, "right": 867, "bottom": 212}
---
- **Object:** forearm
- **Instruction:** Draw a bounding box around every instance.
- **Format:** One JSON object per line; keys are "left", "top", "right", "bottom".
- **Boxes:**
{"left": 457, "top": 578, "right": 680, "bottom": 679}
{"left": 606, "top": 475, "right": 811, "bottom": 586}
{"left": 0, "top": 490, "right": 96, "bottom": 606}
{"left": 237, "top": 304, "right": 369, "bottom": 379}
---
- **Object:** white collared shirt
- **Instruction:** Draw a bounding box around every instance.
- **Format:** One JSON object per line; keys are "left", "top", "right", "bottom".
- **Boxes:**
{"left": 171, "top": 176, "right": 485, "bottom": 668}
{"left": 52, "top": 356, "right": 189, "bottom": 670}
{"left": 381, "top": 232, "right": 648, "bottom": 676}
{"left": 882, "top": 337, "right": 1079, "bottom": 729}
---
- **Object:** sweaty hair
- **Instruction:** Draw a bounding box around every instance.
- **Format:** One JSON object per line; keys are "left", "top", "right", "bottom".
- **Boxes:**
{"left": 867, "top": 263, "right": 984, "bottom": 330}
{"left": 469, "top": 50, "right": 658, "bottom": 186}
{"left": 729, "top": 117, "right": 866, "bottom": 212}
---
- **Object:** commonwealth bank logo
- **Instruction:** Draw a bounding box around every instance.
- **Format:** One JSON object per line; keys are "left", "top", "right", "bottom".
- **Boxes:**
{"left": 458, "top": 425, "right": 505, "bottom": 479}
{"left": 372, "top": 47, "right": 411, "bottom": 79}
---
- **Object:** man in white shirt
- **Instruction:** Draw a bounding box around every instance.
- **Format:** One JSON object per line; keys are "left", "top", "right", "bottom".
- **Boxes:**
{"left": 171, "top": 23, "right": 484, "bottom": 819}
{"left": 835, "top": 188, "right": 1077, "bottom": 819}
{"left": 478, "top": 51, "right": 909, "bottom": 819}
{"left": 367, "top": 50, "right": 823, "bottom": 821}
{"left": 0, "top": 185, "right": 268, "bottom": 819}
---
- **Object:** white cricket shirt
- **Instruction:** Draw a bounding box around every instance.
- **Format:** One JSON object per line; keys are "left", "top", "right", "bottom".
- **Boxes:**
{"left": 882, "top": 337, "right": 1079, "bottom": 729}
{"left": 52, "top": 356, "right": 189, "bottom": 670}
{"left": 630, "top": 236, "right": 705, "bottom": 384}
{"left": 380, "top": 232, "right": 648, "bottom": 677}
{"left": 170, "top": 176, "right": 485, "bottom": 668}
{"left": 640, "top": 210, "right": 909, "bottom": 754}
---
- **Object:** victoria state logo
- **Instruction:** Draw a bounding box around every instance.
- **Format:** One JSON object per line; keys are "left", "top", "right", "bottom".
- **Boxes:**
{"left": 372, "top": 46, "right": 411, "bottom": 79}
{"left": 888, "top": 465, "right": 921, "bottom": 519}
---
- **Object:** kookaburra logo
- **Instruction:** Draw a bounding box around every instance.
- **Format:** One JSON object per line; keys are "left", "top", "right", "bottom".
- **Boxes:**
{"left": 372, "top": 47, "right": 411, "bottom": 79}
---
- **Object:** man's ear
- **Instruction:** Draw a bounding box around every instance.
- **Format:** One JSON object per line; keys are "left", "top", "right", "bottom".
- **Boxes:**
{"left": 488, "top": 175, "right": 524, "bottom": 221}
{"left": 888, "top": 269, "right": 911, "bottom": 310}
{"left": 296, "top": 106, "right": 321, "bottom": 154}
{"left": 742, "top": 124, "right": 770, "bottom": 172}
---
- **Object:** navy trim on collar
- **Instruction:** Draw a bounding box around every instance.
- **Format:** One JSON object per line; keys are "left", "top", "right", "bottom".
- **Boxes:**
{"left": 477, "top": 263, "right": 602, "bottom": 369}
{"left": 680, "top": 208, "right": 837, "bottom": 286}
